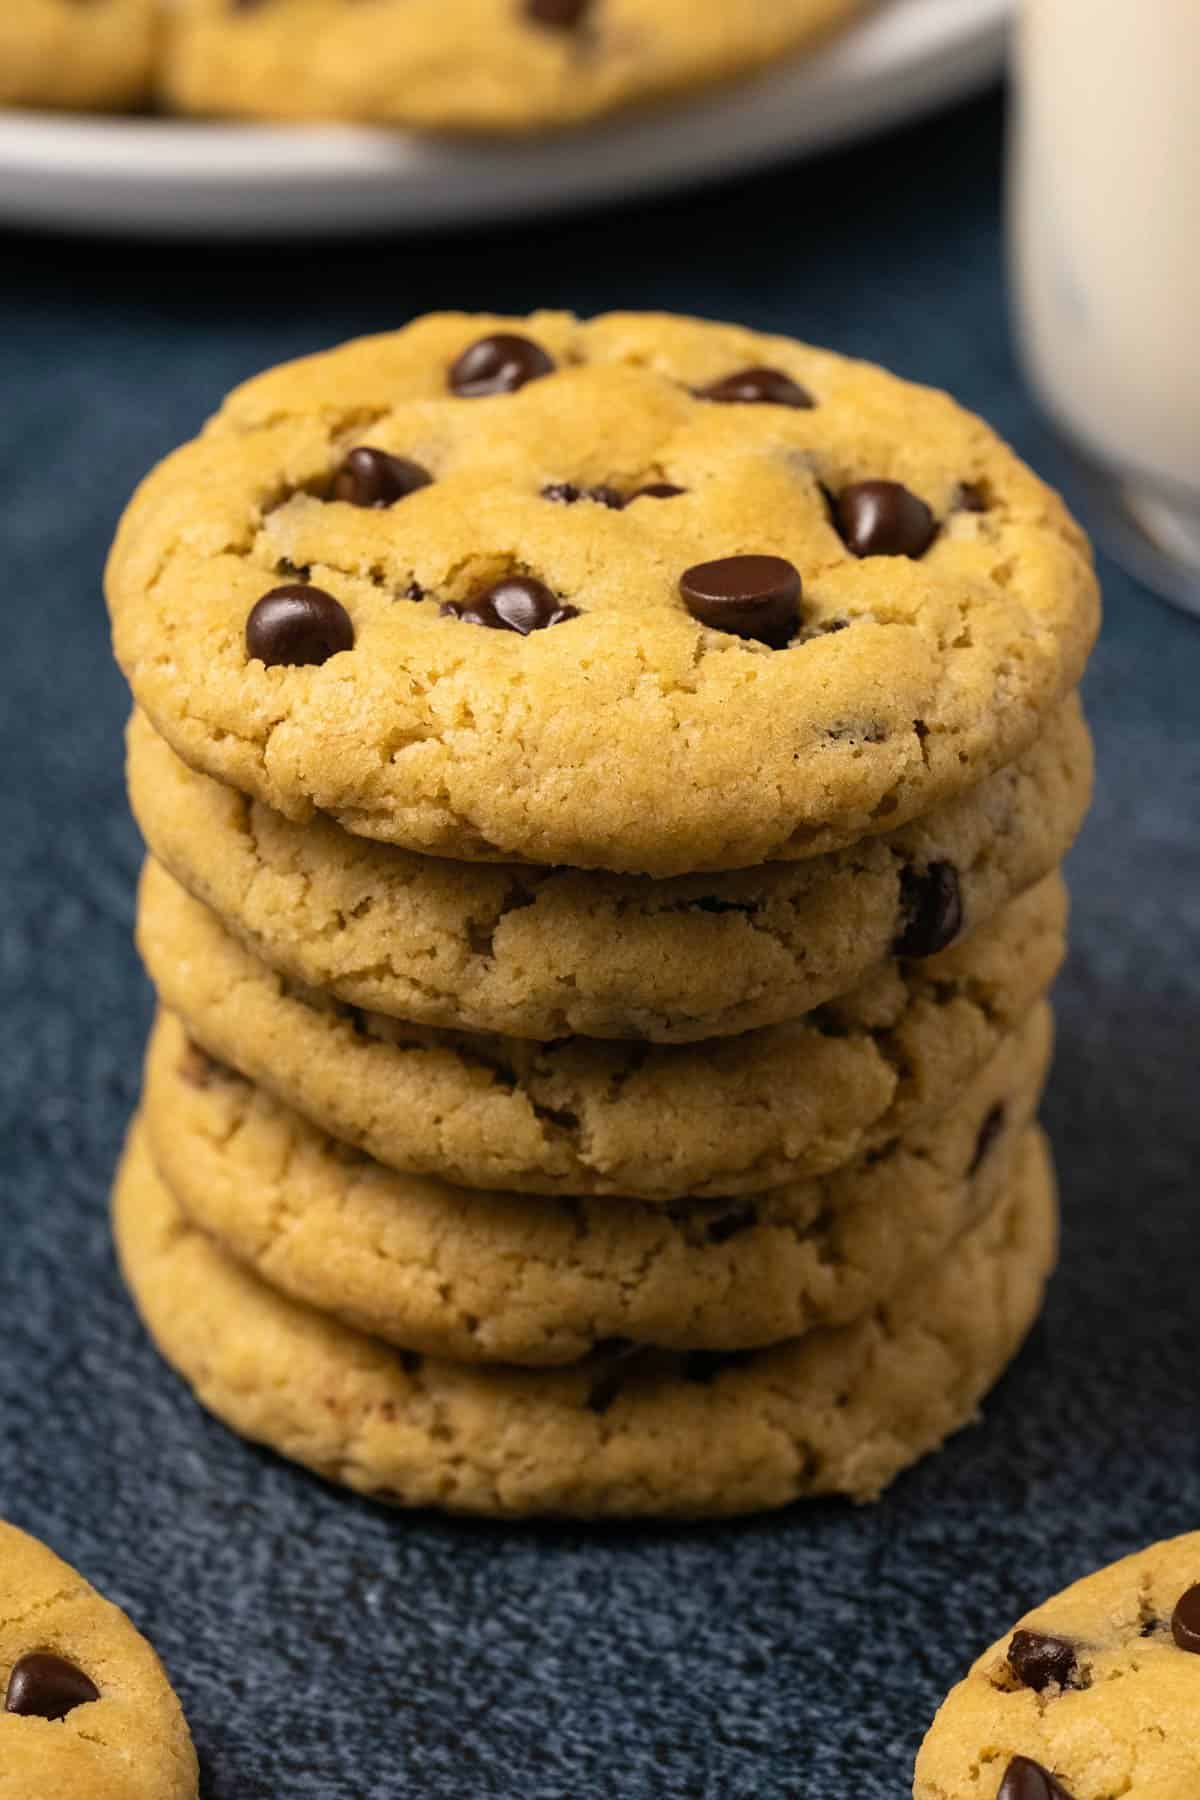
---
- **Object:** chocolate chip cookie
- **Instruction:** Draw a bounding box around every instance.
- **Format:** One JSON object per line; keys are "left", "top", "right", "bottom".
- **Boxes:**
{"left": 127, "top": 697, "right": 1091, "bottom": 1042}
{"left": 106, "top": 311, "right": 1099, "bottom": 877}
{"left": 136, "top": 856, "right": 1066, "bottom": 1200}
{"left": 0, "top": 1520, "right": 198, "bottom": 1800}
{"left": 114, "top": 1120, "right": 1057, "bottom": 1518}
{"left": 0, "top": 1, "right": 155, "bottom": 110}
{"left": 159, "top": 0, "right": 866, "bottom": 134}
{"left": 915, "top": 1533, "right": 1200, "bottom": 1799}
{"left": 142, "top": 1002, "right": 1050, "bottom": 1363}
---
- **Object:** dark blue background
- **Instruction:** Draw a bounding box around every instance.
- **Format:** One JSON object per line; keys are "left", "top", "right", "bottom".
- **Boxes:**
{"left": 1, "top": 93, "right": 1198, "bottom": 1798}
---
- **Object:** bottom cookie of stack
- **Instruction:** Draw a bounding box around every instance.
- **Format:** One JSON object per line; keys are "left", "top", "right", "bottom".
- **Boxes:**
{"left": 114, "top": 1124, "right": 1058, "bottom": 1521}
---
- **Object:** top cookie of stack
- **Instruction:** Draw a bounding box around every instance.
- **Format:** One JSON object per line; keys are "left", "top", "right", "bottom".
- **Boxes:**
{"left": 110, "top": 311, "right": 1096, "bottom": 874}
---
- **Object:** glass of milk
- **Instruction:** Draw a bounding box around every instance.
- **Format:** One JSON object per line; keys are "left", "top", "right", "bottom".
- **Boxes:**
{"left": 1010, "top": 1, "right": 1200, "bottom": 614}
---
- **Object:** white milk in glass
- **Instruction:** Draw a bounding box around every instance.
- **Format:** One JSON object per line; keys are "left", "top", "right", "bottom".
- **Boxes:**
{"left": 1010, "top": 1, "right": 1200, "bottom": 602}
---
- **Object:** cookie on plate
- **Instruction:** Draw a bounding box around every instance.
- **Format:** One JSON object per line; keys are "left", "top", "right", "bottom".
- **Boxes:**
{"left": 159, "top": 0, "right": 867, "bottom": 134}
{"left": 142, "top": 1001, "right": 1051, "bottom": 1363}
{"left": 0, "top": 1520, "right": 198, "bottom": 1800}
{"left": 115, "top": 1121, "right": 1057, "bottom": 1518}
{"left": 127, "top": 697, "right": 1092, "bottom": 1043}
{"left": 105, "top": 311, "right": 1099, "bottom": 876}
{"left": 137, "top": 858, "right": 1066, "bottom": 1200}
{"left": 0, "top": 1, "right": 155, "bottom": 111}
{"left": 914, "top": 1532, "right": 1200, "bottom": 1799}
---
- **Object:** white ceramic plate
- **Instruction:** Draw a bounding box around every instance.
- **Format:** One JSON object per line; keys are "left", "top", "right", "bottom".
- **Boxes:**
{"left": 0, "top": 0, "right": 1009, "bottom": 238}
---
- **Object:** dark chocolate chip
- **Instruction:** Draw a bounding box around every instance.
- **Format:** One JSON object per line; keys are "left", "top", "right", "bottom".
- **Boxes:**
{"left": 525, "top": 0, "right": 590, "bottom": 25}
{"left": 442, "top": 576, "right": 578, "bottom": 635}
{"left": 895, "top": 861, "right": 963, "bottom": 957}
{"left": 834, "top": 480, "right": 938, "bottom": 558}
{"left": 970, "top": 1103, "right": 1007, "bottom": 1177}
{"left": 679, "top": 554, "right": 801, "bottom": 648}
{"left": 998, "top": 1757, "right": 1076, "bottom": 1800}
{"left": 697, "top": 367, "right": 814, "bottom": 409}
{"left": 333, "top": 447, "right": 432, "bottom": 508}
{"left": 397, "top": 1349, "right": 423, "bottom": 1376}
{"left": 6, "top": 1653, "right": 99, "bottom": 1721}
{"left": 1007, "top": 1629, "right": 1078, "bottom": 1692}
{"left": 541, "top": 482, "right": 623, "bottom": 509}
{"left": 627, "top": 483, "right": 687, "bottom": 501}
{"left": 246, "top": 584, "right": 354, "bottom": 668}
{"left": 448, "top": 333, "right": 555, "bottom": 397}
{"left": 1171, "top": 1583, "right": 1200, "bottom": 1652}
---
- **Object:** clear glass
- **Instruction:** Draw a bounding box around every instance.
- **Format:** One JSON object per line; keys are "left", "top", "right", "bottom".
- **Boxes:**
{"left": 1009, "top": 1, "right": 1200, "bottom": 614}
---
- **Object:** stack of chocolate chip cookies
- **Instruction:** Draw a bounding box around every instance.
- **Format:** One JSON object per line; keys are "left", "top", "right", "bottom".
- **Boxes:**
{"left": 104, "top": 310, "right": 1100, "bottom": 1519}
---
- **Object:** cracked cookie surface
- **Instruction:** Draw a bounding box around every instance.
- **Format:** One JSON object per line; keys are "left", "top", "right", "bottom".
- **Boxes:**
{"left": 0, "top": 1, "right": 155, "bottom": 109}
{"left": 106, "top": 311, "right": 1099, "bottom": 876}
{"left": 128, "top": 698, "right": 1091, "bottom": 1043}
{"left": 0, "top": 1521, "right": 198, "bottom": 1800}
{"left": 159, "top": 0, "right": 865, "bottom": 134}
{"left": 142, "top": 1004, "right": 1050, "bottom": 1363}
{"left": 137, "top": 858, "right": 1066, "bottom": 1200}
{"left": 114, "top": 1121, "right": 1057, "bottom": 1518}
{"left": 914, "top": 1533, "right": 1200, "bottom": 1799}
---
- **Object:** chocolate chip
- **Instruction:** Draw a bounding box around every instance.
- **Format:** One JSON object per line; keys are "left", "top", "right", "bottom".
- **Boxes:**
{"left": 697, "top": 367, "right": 814, "bottom": 409}
{"left": 895, "top": 862, "right": 963, "bottom": 957}
{"left": 1007, "top": 1629, "right": 1078, "bottom": 1691}
{"left": 541, "top": 482, "right": 623, "bottom": 509}
{"left": 627, "top": 483, "right": 687, "bottom": 502}
{"left": 442, "top": 576, "right": 579, "bottom": 635}
{"left": 1171, "top": 1583, "right": 1200, "bottom": 1652}
{"left": 246, "top": 584, "right": 354, "bottom": 668}
{"left": 834, "top": 480, "right": 937, "bottom": 558}
{"left": 5, "top": 1653, "right": 99, "bottom": 1721}
{"left": 525, "top": 0, "right": 590, "bottom": 25}
{"left": 970, "top": 1103, "right": 1007, "bottom": 1177}
{"left": 448, "top": 333, "right": 555, "bottom": 397}
{"left": 998, "top": 1757, "right": 1076, "bottom": 1800}
{"left": 679, "top": 554, "right": 801, "bottom": 648}
{"left": 333, "top": 447, "right": 432, "bottom": 508}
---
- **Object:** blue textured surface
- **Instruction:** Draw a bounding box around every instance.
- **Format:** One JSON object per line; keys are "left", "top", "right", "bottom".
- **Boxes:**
{"left": 1, "top": 94, "right": 1198, "bottom": 1799}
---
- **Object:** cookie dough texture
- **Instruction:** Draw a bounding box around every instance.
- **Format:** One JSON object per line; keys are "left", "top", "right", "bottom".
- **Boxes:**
{"left": 143, "top": 1002, "right": 1051, "bottom": 1363}
{"left": 127, "top": 698, "right": 1092, "bottom": 1043}
{"left": 159, "top": 0, "right": 865, "bottom": 134}
{"left": 115, "top": 1122, "right": 1057, "bottom": 1518}
{"left": 0, "top": 1521, "right": 198, "bottom": 1800}
{"left": 106, "top": 312, "right": 1100, "bottom": 876}
{"left": 137, "top": 858, "right": 1066, "bottom": 1201}
{"left": 914, "top": 1534, "right": 1200, "bottom": 1799}
{"left": 0, "top": 1, "right": 155, "bottom": 110}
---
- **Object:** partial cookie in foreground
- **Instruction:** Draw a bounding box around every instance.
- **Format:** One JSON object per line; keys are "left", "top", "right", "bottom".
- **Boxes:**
{"left": 138, "top": 858, "right": 1066, "bottom": 1200}
{"left": 106, "top": 311, "right": 1099, "bottom": 875}
{"left": 914, "top": 1533, "right": 1200, "bottom": 1799}
{"left": 0, "top": 1, "right": 155, "bottom": 110}
{"left": 127, "top": 698, "right": 1092, "bottom": 1042}
{"left": 159, "top": 0, "right": 866, "bottom": 135}
{"left": 0, "top": 1520, "right": 198, "bottom": 1800}
{"left": 115, "top": 1122, "right": 1057, "bottom": 1518}
{"left": 143, "top": 1003, "right": 1051, "bottom": 1363}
